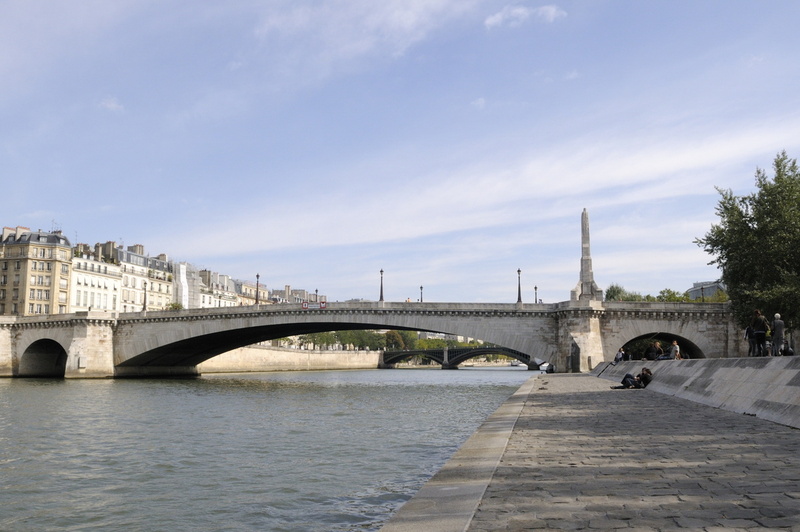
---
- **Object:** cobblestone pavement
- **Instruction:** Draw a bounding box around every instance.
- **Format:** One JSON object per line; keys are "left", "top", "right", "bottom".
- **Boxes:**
{"left": 468, "top": 374, "right": 800, "bottom": 531}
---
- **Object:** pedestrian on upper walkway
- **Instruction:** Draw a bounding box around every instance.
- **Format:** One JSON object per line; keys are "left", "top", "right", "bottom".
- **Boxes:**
{"left": 745, "top": 325, "right": 756, "bottom": 356}
{"left": 751, "top": 309, "right": 770, "bottom": 356}
{"left": 772, "top": 313, "right": 785, "bottom": 356}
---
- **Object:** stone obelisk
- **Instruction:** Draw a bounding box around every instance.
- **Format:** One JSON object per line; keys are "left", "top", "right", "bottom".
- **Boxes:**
{"left": 571, "top": 208, "right": 603, "bottom": 301}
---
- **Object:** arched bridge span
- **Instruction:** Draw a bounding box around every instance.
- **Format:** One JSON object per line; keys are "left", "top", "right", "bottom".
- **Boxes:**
{"left": 0, "top": 300, "right": 741, "bottom": 378}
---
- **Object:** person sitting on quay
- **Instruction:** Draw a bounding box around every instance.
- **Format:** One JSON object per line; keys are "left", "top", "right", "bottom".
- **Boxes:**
{"left": 644, "top": 342, "right": 663, "bottom": 361}
{"left": 657, "top": 340, "right": 681, "bottom": 360}
{"left": 611, "top": 368, "right": 653, "bottom": 389}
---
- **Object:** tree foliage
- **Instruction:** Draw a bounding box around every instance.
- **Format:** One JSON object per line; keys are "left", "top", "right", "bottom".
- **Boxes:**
{"left": 696, "top": 151, "right": 800, "bottom": 327}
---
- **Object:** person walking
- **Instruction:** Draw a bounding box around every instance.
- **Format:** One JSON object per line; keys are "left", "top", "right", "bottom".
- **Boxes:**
{"left": 772, "top": 313, "right": 785, "bottom": 356}
{"left": 751, "top": 310, "right": 770, "bottom": 356}
{"left": 745, "top": 325, "right": 756, "bottom": 356}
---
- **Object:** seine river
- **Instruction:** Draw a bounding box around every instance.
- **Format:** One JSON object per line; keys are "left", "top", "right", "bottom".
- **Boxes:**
{"left": 0, "top": 367, "right": 534, "bottom": 531}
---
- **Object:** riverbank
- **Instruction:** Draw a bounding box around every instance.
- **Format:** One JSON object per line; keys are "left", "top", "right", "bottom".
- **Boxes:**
{"left": 197, "top": 345, "right": 380, "bottom": 373}
{"left": 382, "top": 357, "right": 800, "bottom": 531}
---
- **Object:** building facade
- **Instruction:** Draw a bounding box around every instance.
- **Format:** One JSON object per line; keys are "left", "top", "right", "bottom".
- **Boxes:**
{"left": 0, "top": 227, "right": 72, "bottom": 316}
{"left": 71, "top": 252, "right": 122, "bottom": 313}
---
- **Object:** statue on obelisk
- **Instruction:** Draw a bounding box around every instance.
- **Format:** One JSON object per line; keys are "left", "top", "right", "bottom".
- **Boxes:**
{"left": 571, "top": 208, "right": 603, "bottom": 301}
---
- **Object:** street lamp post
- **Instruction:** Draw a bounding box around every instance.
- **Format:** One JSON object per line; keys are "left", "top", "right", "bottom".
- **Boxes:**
{"left": 315, "top": 288, "right": 318, "bottom": 302}
{"left": 142, "top": 281, "right": 148, "bottom": 312}
{"left": 517, "top": 269, "right": 522, "bottom": 303}
{"left": 255, "top": 273, "right": 260, "bottom": 305}
{"left": 420, "top": 285, "right": 423, "bottom": 303}
{"left": 534, "top": 285, "right": 538, "bottom": 303}
{"left": 379, "top": 269, "right": 384, "bottom": 302}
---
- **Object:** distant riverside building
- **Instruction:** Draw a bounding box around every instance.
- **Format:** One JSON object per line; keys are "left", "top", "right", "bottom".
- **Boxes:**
{"left": 687, "top": 281, "right": 726, "bottom": 301}
{"left": 0, "top": 226, "right": 72, "bottom": 316}
{"left": 2, "top": 222, "right": 322, "bottom": 315}
{"left": 199, "top": 270, "right": 238, "bottom": 308}
{"left": 71, "top": 250, "right": 121, "bottom": 313}
{"left": 269, "top": 285, "right": 326, "bottom": 304}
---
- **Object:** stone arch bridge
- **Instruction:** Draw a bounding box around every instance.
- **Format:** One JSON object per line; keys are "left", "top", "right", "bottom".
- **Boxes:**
{"left": 0, "top": 300, "right": 742, "bottom": 378}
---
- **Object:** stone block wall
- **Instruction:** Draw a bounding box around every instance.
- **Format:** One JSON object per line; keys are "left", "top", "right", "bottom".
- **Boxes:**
{"left": 595, "top": 357, "right": 800, "bottom": 429}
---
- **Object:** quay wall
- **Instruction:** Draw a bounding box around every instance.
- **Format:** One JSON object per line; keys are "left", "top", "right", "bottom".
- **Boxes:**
{"left": 197, "top": 345, "right": 381, "bottom": 373}
{"left": 594, "top": 357, "right": 800, "bottom": 429}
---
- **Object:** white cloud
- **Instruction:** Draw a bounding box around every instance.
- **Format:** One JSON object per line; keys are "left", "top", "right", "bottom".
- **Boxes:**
{"left": 254, "top": 1, "right": 483, "bottom": 76}
{"left": 485, "top": 4, "right": 566, "bottom": 29}
{"left": 471, "top": 97, "right": 486, "bottom": 110}
{"left": 533, "top": 5, "right": 567, "bottom": 23}
{"left": 98, "top": 96, "right": 124, "bottom": 112}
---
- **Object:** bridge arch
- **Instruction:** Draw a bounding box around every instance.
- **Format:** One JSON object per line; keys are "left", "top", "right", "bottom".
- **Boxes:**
{"left": 19, "top": 339, "right": 68, "bottom": 377}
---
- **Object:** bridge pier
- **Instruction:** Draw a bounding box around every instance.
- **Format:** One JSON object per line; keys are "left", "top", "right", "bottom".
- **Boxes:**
{"left": 377, "top": 351, "right": 395, "bottom": 369}
{"left": 557, "top": 302, "right": 604, "bottom": 373}
{"left": 65, "top": 313, "right": 117, "bottom": 378}
{"left": 0, "top": 318, "right": 13, "bottom": 376}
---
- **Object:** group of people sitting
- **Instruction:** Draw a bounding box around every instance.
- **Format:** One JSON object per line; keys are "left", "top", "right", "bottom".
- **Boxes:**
{"left": 614, "top": 340, "right": 684, "bottom": 363}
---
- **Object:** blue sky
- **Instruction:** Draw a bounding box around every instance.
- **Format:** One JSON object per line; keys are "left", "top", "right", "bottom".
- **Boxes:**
{"left": 3, "top": 1, "right": 800, "bottom": 303}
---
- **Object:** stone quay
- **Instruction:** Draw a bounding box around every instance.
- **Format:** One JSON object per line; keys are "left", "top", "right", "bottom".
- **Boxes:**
{"left": 382, "top": 357, "right": 800, "bottom": 531}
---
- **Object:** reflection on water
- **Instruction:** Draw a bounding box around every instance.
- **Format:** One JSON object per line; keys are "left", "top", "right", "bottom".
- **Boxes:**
{"left": 0, "top": 368, "right": 534, "bottom": 531}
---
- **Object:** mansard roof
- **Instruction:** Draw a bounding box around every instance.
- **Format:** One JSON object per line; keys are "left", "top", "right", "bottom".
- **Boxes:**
{"left": 2, "top": 230, "right": 72, "bottom": 247}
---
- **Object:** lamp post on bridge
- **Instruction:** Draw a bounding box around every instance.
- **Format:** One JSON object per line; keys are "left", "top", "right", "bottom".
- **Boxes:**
{"left": 517, "top": 269, "right": 522, "bottom": 304}
{"left": 379, "top": 269, "right": 384, "bottom": 302}
{"left": 315, "top": 288, "right": 318, "bottom": 302}
{"left": 255, "top": 273, "right": 260, "bottom": 305}
{"left": 535, "top": 285, "right": 538, "bottom": 304}
{"left": 420, "top": 285, "right": 423, "bottom": 303}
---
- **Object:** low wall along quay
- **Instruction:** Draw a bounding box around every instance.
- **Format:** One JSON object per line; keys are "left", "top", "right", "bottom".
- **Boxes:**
{"left": 197, "top": 345, "right": 381, "bottom": 373}
{"left": 594, "top": 356, "right": 800, "bottom": 429}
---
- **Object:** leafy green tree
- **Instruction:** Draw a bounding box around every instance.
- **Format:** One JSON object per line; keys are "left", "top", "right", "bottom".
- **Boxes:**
{"left": 298, "top": 332, "right": 337, "bottom": 349}
{"left": 604, "top": 283, "right": 645, "bottom": 301}
{"left": 384, "top": 330, "right": 405, "bottom": 349}
{"left": 398, "top": 330, "right": 418, "bottom": 350}
{"left": 696, "top": 151, "right": 800, "bottom": 327}
{"left": 417, "top": 338, "right": 448, "bottom": 350}
{"left": 656, "top": 289, "right": 690, "bottom": 302}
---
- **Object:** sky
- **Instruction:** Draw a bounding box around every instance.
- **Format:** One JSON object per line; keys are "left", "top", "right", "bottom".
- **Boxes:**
{"left": 3, "top": 1, "right": 800, "bottom": 304}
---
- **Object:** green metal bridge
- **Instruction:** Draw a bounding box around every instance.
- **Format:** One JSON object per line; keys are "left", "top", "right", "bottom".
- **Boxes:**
{"left": 381, "top": 346, "right": 549, "bottom": 370}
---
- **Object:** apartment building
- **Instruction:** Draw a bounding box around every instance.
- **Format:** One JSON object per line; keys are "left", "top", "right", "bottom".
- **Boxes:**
{"left": 199, "top": 270, "right": 238, "bottom": 308}
{"left": 0, "top": 226, "right": 72, "bottom": 316}
{"left": 91, "top": 243, "right": 173, "bottom": 312}
{"left": 71, "top": 245, "right": 122, "bottom": 313}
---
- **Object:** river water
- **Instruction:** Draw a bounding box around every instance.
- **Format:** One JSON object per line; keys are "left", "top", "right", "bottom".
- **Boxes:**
{"left": 0, "top": 367, "right": 535, "bottom": 531}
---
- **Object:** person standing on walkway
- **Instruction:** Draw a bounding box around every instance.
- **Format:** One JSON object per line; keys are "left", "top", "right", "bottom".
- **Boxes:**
{"left": 751, "top": 310, "right": 770, "bottom": 356}
{"left": 772, "top": 313, "right": 785, "bottom": 356}
{"left": 745, "top": 325, "right": 756, "bottom": 356}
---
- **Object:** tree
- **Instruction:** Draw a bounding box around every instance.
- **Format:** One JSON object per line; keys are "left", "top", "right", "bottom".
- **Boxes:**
{"left": 604, "top": 283, "right": 645, "bottom": 301}
{"left": 398, "top": 330, "right": 418, "bottom": 350}
{"left": 696, "top": 151, "right": 800, "bottom": 327}
{"left": 385, "top": 330, "right": 405, "bottom": 349}
{"left": 656, "top": 289, "right": 690, "bottom": 302}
